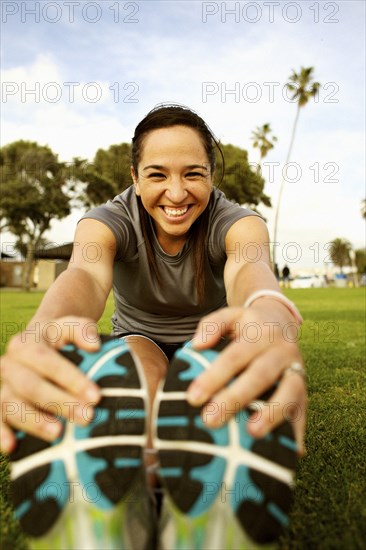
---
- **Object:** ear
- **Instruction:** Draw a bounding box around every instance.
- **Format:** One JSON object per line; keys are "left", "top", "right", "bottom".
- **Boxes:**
{"left": 131, "top": 166, "right": 140, "bottom": 196}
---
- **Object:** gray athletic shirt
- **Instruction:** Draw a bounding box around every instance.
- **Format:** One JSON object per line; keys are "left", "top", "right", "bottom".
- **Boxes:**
{"left": 81, "top": 186, "right": 257, "bottom": 343}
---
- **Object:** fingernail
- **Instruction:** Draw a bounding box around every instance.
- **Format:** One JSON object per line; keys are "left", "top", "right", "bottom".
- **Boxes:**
{"left": 75, "top": 406, "right": 88, "bottom": 424}
{"left": 250, "top": 420, "right": 268, "bottom": 438}
{"left": 190, "top": 335, "right": 199, "bottom": 348}
{"left": 87, "top": 341, "right": 100, "bottom": 352}
{"left": 1, "top": 432, "right": 14, "bottom": 453}
{"left": 44, "top": 422, "right": 62, "bottom": 439}
{"left": 85, "top": 329, "right": 100, "bottom": 349}
{"left": 187, "top": 386, "right": 206, "bottom": 406}
{"left": 204, "top": 411, "right": 221, "bottom": 428}
{"left": 84, "top": 384, "right": 101, "bottom": 403}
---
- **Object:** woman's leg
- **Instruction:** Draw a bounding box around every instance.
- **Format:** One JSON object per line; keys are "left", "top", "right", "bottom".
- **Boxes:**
{"left": 121, "top": 335, "right": 169, "bottom": 485}
{"left": 121, "top": 335, "right": 169, "bottom": 405}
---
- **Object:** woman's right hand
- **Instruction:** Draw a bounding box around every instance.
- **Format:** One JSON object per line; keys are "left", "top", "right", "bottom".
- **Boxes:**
{"left": 0, "top": 316, "right": 102, "bottom": 454}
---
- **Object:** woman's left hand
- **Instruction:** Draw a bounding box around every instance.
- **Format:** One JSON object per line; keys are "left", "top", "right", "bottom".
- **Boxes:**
{"left": 187, "top": 301, "right": 307, "bottom": 456}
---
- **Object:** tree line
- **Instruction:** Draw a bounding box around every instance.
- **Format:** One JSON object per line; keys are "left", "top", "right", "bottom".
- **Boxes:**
{"left": 0, "top": 138, "right": 270, "bottom": 289}
{"left": 1, "top": 67, "right": 364, "bottom": 289}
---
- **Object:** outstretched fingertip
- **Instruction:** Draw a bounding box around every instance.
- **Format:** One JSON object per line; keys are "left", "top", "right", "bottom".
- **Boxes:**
{"left": 75, "top": 322, "right": 101, "bottom": 351}
{"left": 248, "top": 417, "right": 269, "bottom": 439}
{"left": 190, "top": 334, "right": 204, "bottom": 349}
{"left": 1, "top": 426, "right": 16, "bottom": 454}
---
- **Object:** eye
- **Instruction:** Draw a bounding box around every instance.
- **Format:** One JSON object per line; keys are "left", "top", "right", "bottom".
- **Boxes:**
{"left": 186, "top": 172, "right": 205, "bottom": 179}
{"left": 148, "top": 172, "right": 166, "bottom": 180}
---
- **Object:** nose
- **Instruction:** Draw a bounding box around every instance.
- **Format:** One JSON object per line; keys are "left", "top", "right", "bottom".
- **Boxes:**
{"left": 165, "top": 176, "right": 188, "bottom": 204}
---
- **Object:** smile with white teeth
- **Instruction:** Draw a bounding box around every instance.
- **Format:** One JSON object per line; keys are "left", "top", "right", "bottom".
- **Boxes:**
{"left": 163, "top": 205, "right": 189, "bottom": 217}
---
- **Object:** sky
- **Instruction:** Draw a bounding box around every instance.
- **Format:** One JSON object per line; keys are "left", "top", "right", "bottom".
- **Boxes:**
{"left": 1, "top": 0, "right": 365, "bottom": 272}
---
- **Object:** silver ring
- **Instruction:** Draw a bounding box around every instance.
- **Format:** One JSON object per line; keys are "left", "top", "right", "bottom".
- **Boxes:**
{"left": 283, "top": 362, "right": 307, "bottom": 381}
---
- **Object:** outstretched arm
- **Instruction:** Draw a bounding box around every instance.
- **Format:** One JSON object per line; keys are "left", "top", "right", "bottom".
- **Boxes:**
{"left": 187, "top": 216, "right": 307, "bottom": 455}
{"left": 0, "top": 219, "right": 116, "bottom": 452}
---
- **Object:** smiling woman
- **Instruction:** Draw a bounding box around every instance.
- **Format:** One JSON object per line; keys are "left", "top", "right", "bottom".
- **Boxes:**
{"left": 130, "top": 105, "right": 225, "bottom": 303}
{"left": 1, "top": 104, "right": 306, "bottom": 550}
{"left": 81, "top": 106, "right": 254, "bottom": 337}
{"left": 133, "top": 126, "right": 213, "bottom": 254}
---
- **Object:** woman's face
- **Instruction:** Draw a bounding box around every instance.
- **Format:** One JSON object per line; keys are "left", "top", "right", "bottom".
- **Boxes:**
{"left": 132, "top": 125, "right": 213, "bottom": 252}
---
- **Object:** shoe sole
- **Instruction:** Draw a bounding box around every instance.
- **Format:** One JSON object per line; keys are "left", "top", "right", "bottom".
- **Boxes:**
{"left": 10, "top": 336, "right": 148, "bottom": 539}
{"left": 153, "top": 340, "right": 298, "bottom": 545}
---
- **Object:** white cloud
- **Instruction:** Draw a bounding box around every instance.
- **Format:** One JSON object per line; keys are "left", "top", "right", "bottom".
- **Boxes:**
{"left": 1, "top": 55, "right": 133, "bottom": 160}
{"left": 1, "top": 2, "right": 365, "bottom": 269}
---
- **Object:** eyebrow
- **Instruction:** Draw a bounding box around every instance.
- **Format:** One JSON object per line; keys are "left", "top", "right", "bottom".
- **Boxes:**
{"left": 142, "top": 164, "right": 209, "bottom": 172}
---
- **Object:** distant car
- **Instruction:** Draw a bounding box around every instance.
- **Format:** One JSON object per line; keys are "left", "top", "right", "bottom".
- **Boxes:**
{"left": 290, "top": 275, "right": 325, "bottom": 289}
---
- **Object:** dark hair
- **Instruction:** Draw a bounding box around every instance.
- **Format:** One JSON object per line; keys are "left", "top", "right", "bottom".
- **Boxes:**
{"left": 131, "top": 104, "right": 225, "bottom": 305}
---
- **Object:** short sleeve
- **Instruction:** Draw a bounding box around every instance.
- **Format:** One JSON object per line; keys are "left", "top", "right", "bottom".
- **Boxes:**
{"left": 80, "top": 201, "right": 137, "bottom": 261}
{"left": 207, "top": 189, "right": 260, "bottom": 263}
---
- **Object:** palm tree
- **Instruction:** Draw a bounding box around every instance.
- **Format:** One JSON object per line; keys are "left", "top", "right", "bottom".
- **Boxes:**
{"left": 251, "top": 123, "right": 277, "bottom": 171}
{"left": 329, "top": 238, "right": 352, "bottom": 273}
{"left": 272, "top": 67, "right": 321, "bottom": 264}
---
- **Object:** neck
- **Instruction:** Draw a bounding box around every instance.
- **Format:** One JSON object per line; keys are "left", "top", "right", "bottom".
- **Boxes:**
{"left": 156, "top": 232, "right": 187, "bottom": 255}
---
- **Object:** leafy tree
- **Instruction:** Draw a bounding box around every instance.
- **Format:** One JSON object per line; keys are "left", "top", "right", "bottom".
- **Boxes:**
{"left": 71, "top": 144, "right": 132, "bottom": 208}
{"left": 355, "top": 249, "right": 366, "bottom": 274}
{"left": 216, "top": 143, "right": 271, "bottom": 210}
{"left": 329, "top": 238, "right": 352, "bottom": 273}
{"left": 0, "top": 141, "right": 70, "bottom": 290}
{"left": 361, "top": 199, "right": 366, "bottom": 219}
{"left": 93, "top": 143, "right": 132, "bottom": 193}
{"left": 70, "top": 157, "right": 117, "bottom": 209}
{"left": 273, "top": 67, "right": 321, "bottom": 263}
{"left": 251, "top": 123, "right": 277, "bottom": 170}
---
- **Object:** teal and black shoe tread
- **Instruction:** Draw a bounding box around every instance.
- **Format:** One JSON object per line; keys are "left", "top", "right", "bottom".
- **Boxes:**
{"left": 9, "top": 335, "right": 147, "bottom": 538}
{"left": 154, "top": 339, "right": 298, "bottom": 545}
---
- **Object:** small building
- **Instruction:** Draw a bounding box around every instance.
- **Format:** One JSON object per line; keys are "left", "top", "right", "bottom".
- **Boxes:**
{"left": 0, "top": 260, "right": 24, "bottom": 287}
{"left": 0, "top": 244, "right": 73, "bottom": 290}
{"left": 34, "top": 243, "right": 73, "bottom": 290}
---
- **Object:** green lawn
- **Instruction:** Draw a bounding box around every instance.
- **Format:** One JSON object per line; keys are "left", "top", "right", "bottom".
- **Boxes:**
{"left": 0, "top": 288, "right": 365, "bottom": 549}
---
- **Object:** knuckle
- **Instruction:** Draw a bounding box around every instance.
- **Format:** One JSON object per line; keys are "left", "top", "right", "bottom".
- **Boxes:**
{"left": 251, "top": 356, "right": 278, "bottom": 387}
{"left": 260, "top": 366, "right": 275, "bottom": 386}
{"left": 34, "top": 342, "right": 51, "bottom": 358}
{"left": 24, "top": 376, "right": 41, "bottom": 400}
{"left": 225, "top": 385, "right": 246, "bottom": 407}
{"left": 218, "top": 346, "right": 240, "bottom": 369}
{"left": 201, "top": 369, "right": 220, "bottom": 390}
{"left": 68, "top": 369, "right": 87, "bottom": 394}
{"left": 7, "top": 333, "right": 23, "bottom": 352}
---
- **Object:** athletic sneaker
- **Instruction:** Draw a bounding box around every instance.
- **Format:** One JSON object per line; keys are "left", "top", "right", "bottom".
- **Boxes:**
{"left": 153, "top": 340, "right": 298, "bottom": 549}
{"left": 9, "top": 336, "right": 154, "bottom": 550}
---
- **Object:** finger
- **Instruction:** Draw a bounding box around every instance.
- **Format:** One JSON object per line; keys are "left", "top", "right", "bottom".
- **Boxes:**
{"left": 2, "top": 345, "right": 101, "bottom": 403}
{"left": 192, "top": 307, "right": 244, "bottom": 349}
{"left": 12, "top": 317, "right": 101, "bottom": 352}
{"left": 187, "top": 335, "right": 267, "bottom": 406}
{"left": 1, "top": 392, "right": 63, "bottom": 445}
{"left": 248, "top": 372, "right": 307, "bottom": 456}
{"left": 0, "top": 421, "right": 16, "bottom": 453}
{"left": 2, "top": 360, "right": 96, "bottom": 426}
{"left": 201, "top": 345, "right": 285, "bottom": 428}
{"left": 52, "top": 316, "right": 101, "bottom": 351}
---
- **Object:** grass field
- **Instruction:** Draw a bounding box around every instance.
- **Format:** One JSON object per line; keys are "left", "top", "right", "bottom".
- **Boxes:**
{"left": 0, "top": 288, "right": 365, "bottom": 549}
